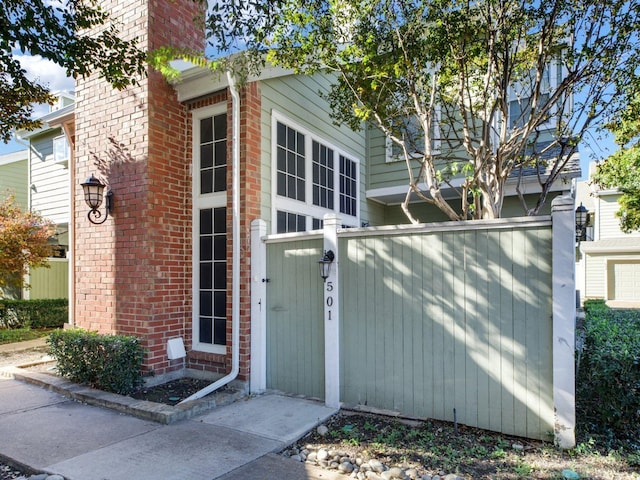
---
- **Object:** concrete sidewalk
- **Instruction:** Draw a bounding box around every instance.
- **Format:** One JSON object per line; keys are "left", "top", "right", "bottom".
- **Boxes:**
{"left": 0, "top": 374, "right": 340, "bottom": 480}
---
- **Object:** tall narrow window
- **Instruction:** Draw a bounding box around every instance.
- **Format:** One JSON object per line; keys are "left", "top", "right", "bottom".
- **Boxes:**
{"left": 193, "top": 106, "right": 228, "bottom": 353}
{"left": 312, "top": 140, "right": 334, "bottom": 209}
{"left": 276, "top": 122, "right": 305, "bottom": 201}
{"left": 198, "top": 207, "right": 227, "bottom": 346}
{"left": 339, "top": 155, "right": 357, "bottom": 217}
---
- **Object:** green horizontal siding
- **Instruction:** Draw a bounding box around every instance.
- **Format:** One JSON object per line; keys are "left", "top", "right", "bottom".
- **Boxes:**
{"left": 28, "top": 259, "right": 69, "bottom": 299}
{"left": 0, "top": 159, "right": 28, "bottom": 209}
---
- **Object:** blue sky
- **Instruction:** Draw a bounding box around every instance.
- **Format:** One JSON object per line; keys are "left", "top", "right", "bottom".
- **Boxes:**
{"left": 0, "top": 53, "right": 615, "bottom": 180}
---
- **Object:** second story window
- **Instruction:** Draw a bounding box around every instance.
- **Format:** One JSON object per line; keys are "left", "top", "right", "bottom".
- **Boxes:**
{"left": 53, "top": 135, "right": 70, "bottom": 165}
{"left": 273, "top": 113, "right": 360, "bottom": 233}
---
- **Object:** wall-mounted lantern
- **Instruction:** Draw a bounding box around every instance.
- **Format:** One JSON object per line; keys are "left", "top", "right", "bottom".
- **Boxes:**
{"left": 318, "top": 250, "right": 335, "bottom": 282}
{"left": 81, "top": 174, "right": 113, "bottom": 225}
{"left": 575, "top": 202, "right": 589, "bottom": 243}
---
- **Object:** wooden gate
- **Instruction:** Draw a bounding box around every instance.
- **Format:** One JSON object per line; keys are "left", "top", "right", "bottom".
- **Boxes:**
{"left": 265, "top": 238, "right": 325, "bottom": 399}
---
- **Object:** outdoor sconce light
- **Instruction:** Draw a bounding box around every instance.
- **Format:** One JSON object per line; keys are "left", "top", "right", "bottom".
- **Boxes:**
{"left": 318, "top": 250, "right": 335, "bottom": 282}
{"left": 81, "top": 174, "right": 113, "bottom": 225}
{"left": 575, "top": 202, "right": 589, "bottom": 243}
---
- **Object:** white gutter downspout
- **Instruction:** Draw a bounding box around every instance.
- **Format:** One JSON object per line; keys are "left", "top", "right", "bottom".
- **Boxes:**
{"left": 179, "top": 71, "right": 241, "bottom": 404}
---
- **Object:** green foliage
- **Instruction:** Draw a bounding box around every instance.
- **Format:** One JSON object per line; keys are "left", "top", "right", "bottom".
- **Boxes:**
{"left": 195, "top": 0, "right": 640, "bottom": 222}
{"left": 0, "top": 298, "right": 68, "bottom": 329}
{"left": 1, "top": 0, "right": 147, "bottom": 141}
{"left": 48, "top": 329, "right": 145, "bottom": 395}
{"left": 576, "top": 305, "right": 640, "bottom": 447}
{"left": 582, "top": 299, "right": 608, "bottom": 316}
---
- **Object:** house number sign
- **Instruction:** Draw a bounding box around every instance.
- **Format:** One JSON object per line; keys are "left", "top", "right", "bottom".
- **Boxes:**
{"left": 326, "top": 281, "right": 334, "bottom": 320}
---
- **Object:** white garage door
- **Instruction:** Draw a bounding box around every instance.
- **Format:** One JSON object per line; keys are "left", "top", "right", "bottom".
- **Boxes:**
{"left": 609, "top": 261, "right": 640, "bottom": 302}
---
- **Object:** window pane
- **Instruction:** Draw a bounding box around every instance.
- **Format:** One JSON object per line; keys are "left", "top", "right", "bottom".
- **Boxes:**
{"left": 277, "top": 172, "right": 286, "bottom": 196}
{"left": 201, "top": 170, "right": 213, "bottom": 194}
{"left": 199, "top": 318, "right": 213, "bottom": 344}
{"left": 214, "top": 291, "right": 226, "bottom": 317}
{"left": 287, "top": 151, "right": 296, "bottom": 174}
{"left": 200, "top": 117, "right": 213, "bottom": 143}
{"left": 213, "top": 262, "right": 226, "bottom": 289}
{"left": 200, "top": 209, "right": 212, "bottom": 234}
{"left": 287, "top": 128, "right": 296, "bottom": 150}
{"left": 214, "top": 114, "right": 226, "bottom": 140}
{"left": 214, "top": 166, "right": 227, "bottom": 192}
{"left": 297, "top": 215, "right": 306, "bottom": 232}
{"left": 277, "top": 149, "right": 286, "bottom": 172}
{"left": 277, "top": 210, "right": 286, "bottom": 233}
{"left": 213, "top": 207, "right": 226, "bottom": 233}
{"left": 287, "top": 175, "right": 296, "bottom": 198}
{"left": 200, "top": 237, "right": 212, "bottom": 260}
{"left": 287, "top": 213, "right": 297, "bottom": 232}
{"left": 201, "top": 144, "right": 213, "bottom": 169}
{"left": 213, "top": 236, "right": 226, "bottom": 260}
{"left": 214, "top": 142, "right": 226, "bottom": 166}
{"left": 213, "top": 318, "right": 226, "bottom": 345}
{"left": 200, "top": 263, "right": 212, "bottom": 289}
{"left": 200, "top": 291, "right": 212, "bottom": 316}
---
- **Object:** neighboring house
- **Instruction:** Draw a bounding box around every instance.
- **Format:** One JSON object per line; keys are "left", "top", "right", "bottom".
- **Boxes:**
{"left": 0, "top": 150, "right": 28, "bottom": 210}
{"left": 0, "top": 150, "right": 29, "bottom": 299}
{"left": 576, "top": 164, "right": 640, "bottom": 308}
{"left": 68, "top": 1, "right": 578, "bottom": 399}
{"left": 14, "top": 92, "right": 74, "bottom": 300}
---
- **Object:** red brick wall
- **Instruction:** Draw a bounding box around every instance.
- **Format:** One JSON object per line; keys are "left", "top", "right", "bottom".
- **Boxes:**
{"left": 74, "top": 0, "right": 204, "bottom": 375}
{"left": 181, "top": 83, "right": 262, "bottom": 381}
{"left": 238, "top": 82, "right": 262, "bottom": 379}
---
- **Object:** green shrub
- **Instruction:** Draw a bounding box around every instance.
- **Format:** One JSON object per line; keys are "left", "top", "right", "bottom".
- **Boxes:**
{"left": 48, "top": 329, "right": 145, "bottom": 395}
{"left": 582, "top": 298, "right": 609, "bottom": 316}
{"left": 576, "top": 305, "right": 640, "bottom": 447}
{"left": 0, "top": 299, "right": 68, "bottom": 329}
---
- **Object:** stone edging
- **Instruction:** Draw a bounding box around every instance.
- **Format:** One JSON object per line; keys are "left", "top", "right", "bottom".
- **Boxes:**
{"left": 0, "top": 367, "right": 246, "bottom": 424}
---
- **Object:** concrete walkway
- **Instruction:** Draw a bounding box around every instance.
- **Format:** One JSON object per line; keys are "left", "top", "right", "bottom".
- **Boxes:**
{"left": 0, "top": 373, "right": 340, "bottom": 480}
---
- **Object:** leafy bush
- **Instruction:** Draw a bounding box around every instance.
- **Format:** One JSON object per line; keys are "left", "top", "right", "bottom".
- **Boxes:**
{"left": 48, "top": 329, "right": 145, "bottom": 395}
{"left": 576, "top": 304, "right": 640, "bottom": 447}
{"left": 582, "top": 298, "right": 608, "bottom": 316}
{"left": 0, "top": 298, "right": 68, "bottom": 329}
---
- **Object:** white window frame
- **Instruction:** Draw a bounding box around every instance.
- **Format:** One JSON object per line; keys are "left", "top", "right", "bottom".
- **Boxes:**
{"left": 53, "top": 134, "right": 70, "bottom": 166}
{"left": 385, "top": 107, "right": 441, "bottom": 163}
{"left": 192, "top": 103, "right": 228, "bottom": 355}
{"left": 271, "top": 111, "right": 361, "bottom": 233}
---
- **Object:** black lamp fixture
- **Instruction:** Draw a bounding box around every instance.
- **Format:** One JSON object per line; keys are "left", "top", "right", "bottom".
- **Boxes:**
{"left": 575, "top": 202, "right": 589, "bottom": 243}
{"left": 81, "top": 174, "right": 113, "bottom": 225}
{"left": 318, "top": 250, "right": 335, "bottom": 282}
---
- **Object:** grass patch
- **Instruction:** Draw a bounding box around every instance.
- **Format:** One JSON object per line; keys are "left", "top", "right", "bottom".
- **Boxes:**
{"left": 0, "top": 327, "right": 55, "bottom": 345}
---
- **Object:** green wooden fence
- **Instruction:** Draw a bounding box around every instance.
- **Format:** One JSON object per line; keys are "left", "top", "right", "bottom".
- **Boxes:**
{"left": 264, "top": 220, "right": 555, "bottom": 440}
